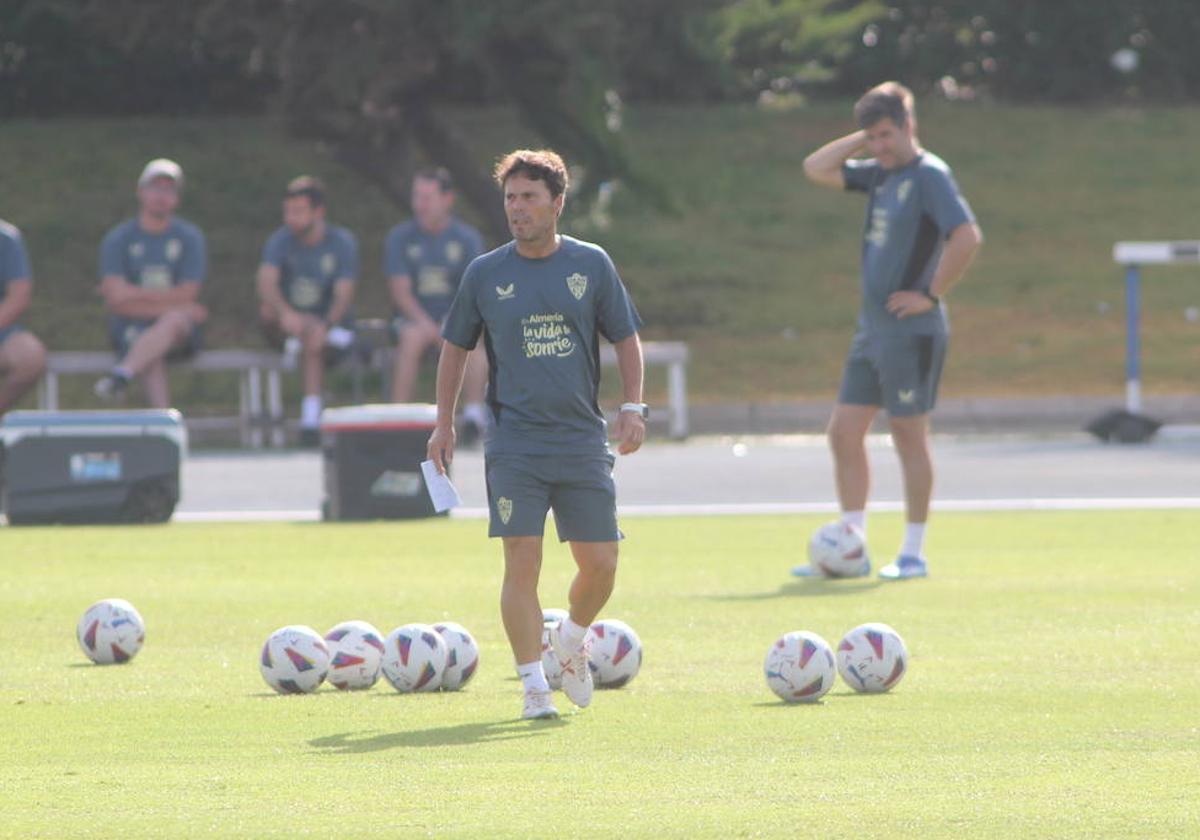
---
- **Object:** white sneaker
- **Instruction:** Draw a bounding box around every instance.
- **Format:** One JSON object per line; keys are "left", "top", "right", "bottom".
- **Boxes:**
{"left": 551, "top": 624, "right": 593, "bottom": 709}
{"left": 522, "top": 689, "right": 559, "bottom": 720}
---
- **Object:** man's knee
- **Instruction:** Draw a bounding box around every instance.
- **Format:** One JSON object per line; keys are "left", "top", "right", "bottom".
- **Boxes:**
{"left": 575, "top": 543, "right": 619, "bottom": 577}
{"left": 888, "top": 415, "right": 930, "bottom": 453}
{"left": 1, "top": 332, "right": 47, "bottom": 380}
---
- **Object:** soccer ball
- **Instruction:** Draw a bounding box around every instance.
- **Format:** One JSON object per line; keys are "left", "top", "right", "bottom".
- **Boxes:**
{"left": 837, "top": 623, "right": 909, "bottom": 693}
{"left": 324, "top": 620, "right": 385, "bottom": 691}
{"left": 77, "top": 598, "right": 145, "bottom": 664}
{"left": 260, "top": 625, "right": 331, "bottom": 695}
{"left": 541, "top": 610, "right": 567, "bottom": 690}
{"left": 588, "top": 618, "right": 643, "bottom": 689}
{"left": 381, "top": 623, "right": 447, "bottom": 693}
{"left": 433, "top": 621, "right": 480, "bottom": 691}
{"left": 764, "top": 631, "right": 836, "bottom": 703}
{"left": 808, "top": 520, "right": 868, "bottom": 577}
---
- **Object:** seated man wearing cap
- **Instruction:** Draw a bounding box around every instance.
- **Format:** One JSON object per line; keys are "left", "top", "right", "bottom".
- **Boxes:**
{"left": 94, "top": 158, "right": 208, "bottom": 407}
{"left": 256, "top": 176, "right": 358, "bottom": 447}
{"left": 0, "top": 219, "right": 47, "bottom": 418}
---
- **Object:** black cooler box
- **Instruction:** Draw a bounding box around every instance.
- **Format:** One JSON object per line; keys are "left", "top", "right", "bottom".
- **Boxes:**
{"left": 0, "top": 410, "right": 186, "bottom": 525}
{"left": 320, "top": 404, "right": 442, "bottom": 521}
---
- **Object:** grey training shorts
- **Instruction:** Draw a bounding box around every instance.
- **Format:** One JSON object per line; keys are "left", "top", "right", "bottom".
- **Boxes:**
{"left": 484, "top": 452, "right": 622, "bottom": 543}
{"left": 838, "top": 332, "right": 948, "bottom": 417}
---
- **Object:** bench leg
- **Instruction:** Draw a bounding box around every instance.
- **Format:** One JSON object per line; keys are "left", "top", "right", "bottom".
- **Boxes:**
{"left": 267, "top": 369, "right": 285, "bottom": 448}
{"left": 668, "top": 361, "right": 688, "bottom": 439}
{"left": 247, "top": 368, "right": 264, "bottom": 449}
{"left": 238, "top": 372, "right": 251, "bottom": 448}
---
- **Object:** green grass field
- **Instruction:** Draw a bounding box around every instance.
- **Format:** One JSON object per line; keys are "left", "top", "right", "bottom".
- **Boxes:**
{"left": 2, "top": 511, "right": 1197, "bottom": 837}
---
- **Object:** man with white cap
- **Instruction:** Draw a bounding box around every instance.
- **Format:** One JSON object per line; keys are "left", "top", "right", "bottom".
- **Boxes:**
{"left": 94, "top": 158, "right": 208, "bottom": 408}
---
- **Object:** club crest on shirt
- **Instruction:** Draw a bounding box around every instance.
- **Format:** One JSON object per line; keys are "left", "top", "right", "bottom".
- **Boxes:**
{"left": 496, "top": 283, "right": 515, "bottom": 301}
{"left": 130, "top": 242, "right": 145, "bottom": 259}
{"left": 497, "top": 496, "right": 513, "bottom": 524}
{"left": 321, "top": 253, "right": 337, "bottom": 277}
{"left": 165, "top": 238, "right": 182, "bottom": 263}
{"left": 896, "top": 179, "right": 913, "bottom": 205}
{"left": 407, "top": 244, "right": 422, "bottom": 261}
{"left": 566, "top": 273, "right": 588, "bottom": 300}
{"left": 445, "top": 240, "right": 464, "bottom": 264}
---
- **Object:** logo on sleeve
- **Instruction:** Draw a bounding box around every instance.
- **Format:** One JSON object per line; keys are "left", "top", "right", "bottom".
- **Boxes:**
{"left": 566, "top": 273, "right": 588, "bottom": 300}
{"left": 496, "top": 283, "right": 515, "bottom": 301}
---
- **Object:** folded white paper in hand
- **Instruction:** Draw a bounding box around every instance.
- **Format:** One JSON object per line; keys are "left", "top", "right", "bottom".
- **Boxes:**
{"left": 420, "top": 459, "right": 462, "bottom": 513}
{"left": 325, "top": 326, "right": 355, "bottom": 349}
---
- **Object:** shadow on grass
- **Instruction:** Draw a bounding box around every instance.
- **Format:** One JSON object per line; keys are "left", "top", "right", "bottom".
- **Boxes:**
{"left": 308, "top": 717, "right": 567, "bottom": 753}
{"left": 703, "top": 578, "right": 884, "bottom": 601}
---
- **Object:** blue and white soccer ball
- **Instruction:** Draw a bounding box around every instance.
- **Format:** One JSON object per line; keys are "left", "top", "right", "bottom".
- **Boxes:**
{"left": 588, "top": 618, "right": 643, "bottom": 689}
{"left": 541, "top": 608, "right": 569, "bottom": 689}
{"left": 432, "top": 621, "right": 480, "bottom": 691}
{"left": 324, "top": 620, "right": 385, "bottom": 691}
{"left": 76, "top": 598, "right": 145, "bottom": 665}
{"left": 260, "top": 625, "right": 330, "bottom": 694}
{"left": 764, "top": 630, "right": 836, "bottom": 703}
{"left": 837, "top": 623, "right": 908, "bottom": 693}
{"left": 381, "top": 623, "right": 447, "bottom": 693}
{"left": 808, "top": 520, "right": 868, "bottom": 578}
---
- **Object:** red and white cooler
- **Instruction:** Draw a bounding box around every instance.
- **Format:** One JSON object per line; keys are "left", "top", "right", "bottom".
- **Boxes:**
{"left": 319, "top": 404, "right": 441, "bottom": 521}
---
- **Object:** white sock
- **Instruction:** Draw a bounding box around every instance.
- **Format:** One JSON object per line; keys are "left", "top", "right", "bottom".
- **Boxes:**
{"left": 301, "top": 395, "right": 322, "bottom": 429}
{"left": 517, "top": 660, "right": 550, "bottom": 693}
{"left": 842, "top": 509, "right": 866, "bottom": 536}
{"left": 558, "top": 617, "right": 588, "bottom": 650}
{"left": 900, "top": 522, "right": 926, "bottom": 559}
{"left": 463, "top": 402, "right": 487, "bottom": 425}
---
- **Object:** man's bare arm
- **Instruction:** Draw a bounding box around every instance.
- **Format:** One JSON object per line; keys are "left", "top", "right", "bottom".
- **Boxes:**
{"left": 803, "top": 130, "right": 868, "bottom": 190}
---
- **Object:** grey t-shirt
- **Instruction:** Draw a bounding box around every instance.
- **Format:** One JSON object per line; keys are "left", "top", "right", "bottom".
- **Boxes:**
{"left": 99, "top": 217, "right": 206, "bottom": 329}
{"left": 0, "top": 219, "right": 32, "bottom": 300}
{"left": 842, "top": 151, "right": 975, "bottom": 338}
{"left": 384, "top": 218, "right": 484, "bottom": 321}
{"left": 261, "top": 225, "right": 358, "bottom": 317}
{"left": 442, "top": 236, "right": 642, "bottom": 456}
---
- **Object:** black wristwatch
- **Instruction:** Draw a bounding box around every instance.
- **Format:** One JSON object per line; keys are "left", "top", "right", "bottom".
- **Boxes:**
{"left": 620, "top": 402, "right": 650, "bottom": 420}
{"left": 923, "top": 290, "right": 941, "bottom": 305}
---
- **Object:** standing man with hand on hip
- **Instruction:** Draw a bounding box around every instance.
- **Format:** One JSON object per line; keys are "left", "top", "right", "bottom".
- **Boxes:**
{"left": 427, "top": 149, "right": 647, "bottom": 720}
{"left": 94, "top": 159, "right": 208, "bottom": 407}
{"left": 797, "top": 81, "right": 982, "bottom": 581}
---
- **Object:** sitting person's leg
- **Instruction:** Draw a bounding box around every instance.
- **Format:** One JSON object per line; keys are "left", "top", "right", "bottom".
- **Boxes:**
{"left": 0, "top": 328, "right": 47, "bottom": 416}
{"left": 391, "top": 320, "right": 438, "bottom": 402}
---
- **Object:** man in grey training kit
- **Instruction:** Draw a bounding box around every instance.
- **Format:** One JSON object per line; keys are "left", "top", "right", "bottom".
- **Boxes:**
{"left": 0, "top": 219, "right": 47, "bottom": 418}
{"left": 798, "top": 81, "right": 983, "bottom": 581}
{"left": 427, "top": 149, "right": 647, "bottom": 720}
{"left": 94, "top": 159, "right": 208, "bottom": 407}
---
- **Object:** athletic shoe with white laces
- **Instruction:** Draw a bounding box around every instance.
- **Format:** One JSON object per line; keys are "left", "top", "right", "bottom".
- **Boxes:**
{"left": 879, "top": 555, "right": 929, "bottom": 580}
{"left": 522, "top": 689, "right": 559, "bottom": 720}
{"left": 550, "top": 624, "right": 593, "bottom": 709}
{"left": 93, "top": 371, "right": 130, "bottom": 401}
{"left": 790, "top": 557, "right": 871, "bottom": 578}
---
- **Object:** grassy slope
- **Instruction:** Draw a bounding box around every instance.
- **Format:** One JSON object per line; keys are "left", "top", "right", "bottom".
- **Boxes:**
{"left": 3, "top": 103, "right": 1200, "bottom": 406}
{"left": 0, "top": 512, "right": 1197, "bottom": 837}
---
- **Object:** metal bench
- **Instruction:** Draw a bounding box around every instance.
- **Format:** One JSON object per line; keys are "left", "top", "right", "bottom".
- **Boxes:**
{"left": 600, "top": 340, "right": 689, "bottom": 439}
{"left": 38, "top": 350, "right": 289, "bottom": 449}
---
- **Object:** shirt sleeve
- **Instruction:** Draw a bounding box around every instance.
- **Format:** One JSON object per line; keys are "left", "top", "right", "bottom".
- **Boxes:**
{"left": 920, "top": 166, "right": 976, "bottom": 237}
{"left": 383, "top": 226, "right": 412, "bottom": 278}
{"left": 842, "top": 159, "right": 880, "bottom": 194}
{"left": 179, "top": 225, "right": 206, "bottom": 284}
{"left": 440, "top": 259, "right": 484, "bottom": 350}
{"left": 99, "top": 227, "right": 125, "bottom": 280}
{"left": 595, "top": 251, "right": 642, "bottom": 343}
{"left": 261, "top": 229, "right": 286, "bottom": 268}
{"left": 339, "top": 230, "right": 359, "bottom": 282}
{"left": 1, "top": 229, "right": 32, "bottom": 284}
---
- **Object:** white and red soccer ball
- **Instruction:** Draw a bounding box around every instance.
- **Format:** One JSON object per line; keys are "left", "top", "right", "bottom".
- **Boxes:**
{"left": 260, "top": 625, "right": 331, "bottom": 694}
{"left": 324, "top": 620, "right": 386, "bottom": 691}
{"left": 381, "top": 623, "right": 447, "bottom": 693}
{"left": 837, "top": 622, "right": 909, "bottom": 693}
{"left": 432, "top": 621, "right": 480, "bottom": 691}
{"left": 76, "top": 598, "right": 145, "bottom": 665}
{"left": 808, "top": 520, "right": 868, "bottom": 577}
{"left": 763, "top": 630, "right": 836, "bottom": 703}
{"left": 588, "top": 618, "right": 643, "bottom": 689}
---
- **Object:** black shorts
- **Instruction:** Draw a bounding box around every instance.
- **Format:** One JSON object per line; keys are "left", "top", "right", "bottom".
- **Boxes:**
{"left": 109, "top": 319, "right": 203, "bottom": 362}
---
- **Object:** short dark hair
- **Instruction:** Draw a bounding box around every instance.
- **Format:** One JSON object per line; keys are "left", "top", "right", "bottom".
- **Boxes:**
{"left": 493, "top": 149, "right": 569, "bottom": 198}
{"left": 413, "top": 166, "right": 454, "bottom": 193}
{"left": 854, "top": 82, "right": 915, "bottom": 130}
{"left": 284, "top": 175, "right": 325, "bottom": 208}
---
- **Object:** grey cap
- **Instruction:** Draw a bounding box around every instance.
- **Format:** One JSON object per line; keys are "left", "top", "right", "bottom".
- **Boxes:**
{"left": 138, "top": 158, "right": 184, "bottom": 189}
